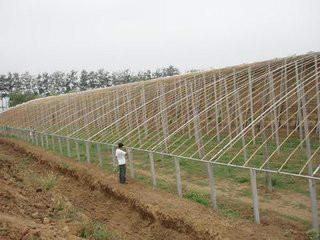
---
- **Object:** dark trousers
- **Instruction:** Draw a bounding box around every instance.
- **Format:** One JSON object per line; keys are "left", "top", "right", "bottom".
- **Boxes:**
{"left": 119, "top": 164, "right": 126, "bottom": 184}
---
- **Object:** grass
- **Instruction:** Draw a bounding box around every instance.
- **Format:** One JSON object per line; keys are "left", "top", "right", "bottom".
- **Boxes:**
{"left": 42, "top": 172, "right": 57, "bottom": 191}
{"left": 79, "top": 221, "right": 118, "bottom": 240}
{"left": 184, "top": 191, "right": 209, "bottom": 206}
{"left": 307, "top": 229, "right": 320, "bottom": 240}
{"left": 218, "top": 203, "right": 241, "bottom": 218}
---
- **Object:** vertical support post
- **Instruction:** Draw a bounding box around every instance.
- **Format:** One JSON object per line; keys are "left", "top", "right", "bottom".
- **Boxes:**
{"left": 223, "top": 76, "right": 232, "bottom": 139}
{"left": 190, "top": 83, "right": 205, "bottom": 158}
{"left": 213, "top": 76, "right": 220, "bottom": 141}
{"left": 127, "top": 148, "right": 135, "bottom": 178}
{"left": 284, "top": 60, "right": 290, "bottom": 135}
{"left": 96, "top": 143, "right": 103, "bottom": 167}
{"left": 235, "top": 79, "right": 248, "bottom": 161}
{"left": 66, "top": 138, "right": 71, "bottom": 157}
{"left": 314, "top": 55, "right": 320, "bottom": 135}
{"left": 58, "top": 137, "right": 63, "bottom": 154}
{"left": 261, "top": 102, "right": 272, "bottom": 192}
{"left": 250, "top": 169, "right": 260, "bottom": 224}
{"left": 207, "top": 162, "right": 217, "bottom": 209}
{"left": 308, "top": 179, "right": 319, "bottom": 232}
{"left": 202, "top": 74, "right": 210, "bottom": 132}
{"left": 45, "top": 134, "right": 49, "bottom": 149}
{"left": 51, "top": 135, "right": 55, "bottom": 151}
{"left": 159, "top": 83, "right": 169, "bottom": 151}
{"left": 148, "top": 152, "right": 157, "bottom": 189}
{"left": 140, "top": 86, "right": 148, "bottom": 136}
{"left": 248, "top": 67, "right": 256, "bottom": 144}
{"left": 112, "top": 145, "right": 117, "bottom": 166}
{"left": 75, "top": 140, "right": 81, "bottom": 161}
{"left": 174, "top": 157, "right": 183, "bottom": 197}
{"left": 232, "top": 70, "right": 239, "bottom": 135}
{"left": 268, "top": 66, "right": 280, "bottom": 151}
{"left": 85, "top": 141, "right": 90, "bottom": 163}
{"left": 35, "top": 133, "right": 39, "bottom": 146}
{"left": 296, "top": 62, "right": 319, "bottom": 232}
{"left": 40, "top": 134, "right": 44, "bottom": 147}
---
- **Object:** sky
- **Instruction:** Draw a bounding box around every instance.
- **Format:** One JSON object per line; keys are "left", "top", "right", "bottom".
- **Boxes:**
{"left": 0, "top": 0, "right": 319, "bottom": 74}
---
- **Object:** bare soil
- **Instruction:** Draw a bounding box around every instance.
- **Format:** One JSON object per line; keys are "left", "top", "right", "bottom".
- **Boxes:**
{"left": 0, "top": 138, "right": 310, "bottom": 239}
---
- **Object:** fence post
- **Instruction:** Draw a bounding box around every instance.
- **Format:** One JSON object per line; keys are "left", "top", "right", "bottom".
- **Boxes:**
{"left": 35, "top": 133, "right": 39, "bottom": 146}
{"left": 66, "top": 138, "right": 71, "bottom": 157}
{"left": 112, "top": 146, "right": 117, "bottom": 166}
{"left": 58, "top": 137, "right": 63, "bottom": 154}
{"left": 96, "top": 143, "right": 103, "bottom": 167}
{"left": 51, "top": 136, "right": 55, "bottom": 151}
{"left": 250, "top": 169, "right": 260, "bottom": 224}
{"left": 75, "top": 140, "right": 81, "bottom": 161}
{"left": 45, "top": 134, "right": 49, "bottom": 149}
{"left": 148, "top": 152, "right": 157, "bottom": 189}
{"left": 207, "top": 162, "right": 217, "bottom": 209}
{"left": 174, "top": 157, "right": 183, "bottom": 198}
{"left": 308, "top": 178, "right": 319, "bottom": 233}
{"left": 40, "top": 134, "right": 44, "bottom": 147}
{"left": 85, "top": 141, "right": 91, "bottom": 163}
{"left": 127, "top": 148, "right": 135, "bottom": 178}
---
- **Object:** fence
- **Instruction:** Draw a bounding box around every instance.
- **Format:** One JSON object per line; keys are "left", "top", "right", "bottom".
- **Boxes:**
{"left": 0, "top": 124, "right": 319, "bottom": 231}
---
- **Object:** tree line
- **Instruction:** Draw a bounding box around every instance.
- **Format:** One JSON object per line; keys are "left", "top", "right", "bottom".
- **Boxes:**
{"left": 0, "top": 66, "right": 180, "bottom": 96}
{"left": 0, "top": 66, "right": 180, "bottom": 106}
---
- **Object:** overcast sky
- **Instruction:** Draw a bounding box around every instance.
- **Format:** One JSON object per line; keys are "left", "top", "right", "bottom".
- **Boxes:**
{"left": 0, "top": 0, "right": 319, "bottom": 74}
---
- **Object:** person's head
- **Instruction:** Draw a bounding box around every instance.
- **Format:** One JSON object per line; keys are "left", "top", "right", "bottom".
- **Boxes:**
{"left": 118, "top": 142, "right": 124, "bottom": 149}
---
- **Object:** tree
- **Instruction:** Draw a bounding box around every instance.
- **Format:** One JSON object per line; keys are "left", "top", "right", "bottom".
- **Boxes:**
{"left": 65, "top": 70, "right": 78, "bottom": 93}
{"left": 8, "top": 91, "right": 38, "bottom": 107}
{"left": 162, "top": 65, "right": 180, "bottom": 77}
{"left": 80, "top": 70, "right": 89, "bottom": 90}
{"left": 50, "top": 71, "right": 66, "bottom": 95}
{"left": 96, "top": 69, "right": 112, "bottom": 87}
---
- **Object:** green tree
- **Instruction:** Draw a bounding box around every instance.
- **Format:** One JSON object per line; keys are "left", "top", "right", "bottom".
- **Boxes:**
{"left": 8, "top": 91, "right": 38, "bottom": 107}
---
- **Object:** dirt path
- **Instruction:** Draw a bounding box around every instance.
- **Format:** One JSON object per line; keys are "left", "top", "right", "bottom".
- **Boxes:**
{"left": 0, "top": 138, "right": 309, "bottom": 239}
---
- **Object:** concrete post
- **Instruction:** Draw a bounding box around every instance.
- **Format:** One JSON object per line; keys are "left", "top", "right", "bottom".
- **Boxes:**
{"left": 75, "top": 141, "right": 81, "bottom": 161}
{"left": 174, "top": 157, "right": 183, "bottom": 198}
{"left": 148, "top": 152, "right": 157, "bottom": 189}
{"left": 250, "top": 169, "right": 260, "bottom": 224}
{"left": 207, "top": 162, "right": 217, "bottom": 209}
{"left": 96, "top": 143, "right": 103, "bottom": 167}
{"left": 66, "top": 138, "right": 71, "bottom": 157}
{"left": 127, "top": 148, "right": 135, "bottom": 178}
{"left": 85, "top": 141, "right": 90, "bottom": 163}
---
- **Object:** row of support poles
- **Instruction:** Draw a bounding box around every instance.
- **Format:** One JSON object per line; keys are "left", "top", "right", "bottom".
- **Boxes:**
{"left": 3, "top": 128, "right": 318, "bottom": 231}
{"left": 295, "top": 62, "right": 319, "bottom": 232}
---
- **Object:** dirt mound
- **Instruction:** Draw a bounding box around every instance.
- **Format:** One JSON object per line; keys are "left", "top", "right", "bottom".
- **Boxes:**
{"left": 0, "top": 138, "right": 308, "bottom": 239}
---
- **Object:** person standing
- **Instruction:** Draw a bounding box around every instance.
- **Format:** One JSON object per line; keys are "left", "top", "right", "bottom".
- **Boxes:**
{"left": 115, "top": 142, "right": 127, "bottom": 184}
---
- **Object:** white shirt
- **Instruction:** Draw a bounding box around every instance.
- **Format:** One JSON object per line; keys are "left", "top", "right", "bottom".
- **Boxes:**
{"left": 116, "top": 148, "right": 126, "bottom": 165}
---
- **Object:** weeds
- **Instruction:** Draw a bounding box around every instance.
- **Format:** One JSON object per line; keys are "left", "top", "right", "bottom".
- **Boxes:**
{"left": 79, "top": 221, "right": 118, "bottom": 240}
{"left": 218, "top": 203, "right": 241, "bottom": 218}
{"left": 307, "top": 229, "right": 320, "bottom": 240}
{"left": 42, "top": 172, "right": 57, "bottom": 190}
{"left": 184, "top": 191, "right": 209, "bottom": 206}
